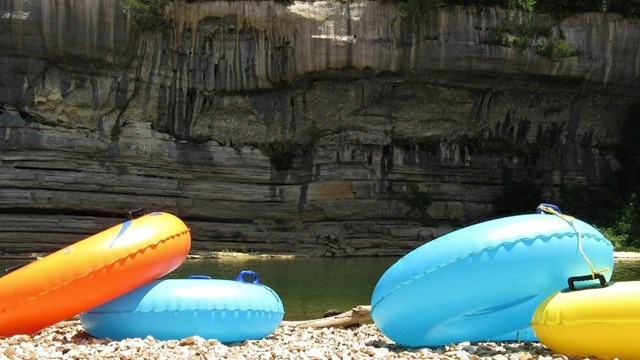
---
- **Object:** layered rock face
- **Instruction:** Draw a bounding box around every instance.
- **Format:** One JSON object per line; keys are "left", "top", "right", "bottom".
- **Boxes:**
{"left": 0, "top": 0, "right": 638, "bottom": 256}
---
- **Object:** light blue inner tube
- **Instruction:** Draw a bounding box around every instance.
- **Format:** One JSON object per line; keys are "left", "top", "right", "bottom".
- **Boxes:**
{"left": 371, "top": 213, "right": 614, "bottom": 347}
{"left": 80, "top": 271, "right": 284, "bottom": 342}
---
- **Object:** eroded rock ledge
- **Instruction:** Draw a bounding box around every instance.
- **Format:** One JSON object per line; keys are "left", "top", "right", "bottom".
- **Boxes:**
{"left": 0, "top": 1, "right": 638, "bottom": 256}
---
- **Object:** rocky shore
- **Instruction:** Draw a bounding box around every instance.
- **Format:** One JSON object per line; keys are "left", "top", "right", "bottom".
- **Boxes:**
{"left": 3, "top": 252, "right": 635, "bottom": 359}
{"left": 0, "top": 320, "right": 580, "bottom": 360}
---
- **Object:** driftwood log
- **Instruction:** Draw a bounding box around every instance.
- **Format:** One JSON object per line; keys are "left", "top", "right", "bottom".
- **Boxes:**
{"left": 280, "top": 305, "right": 372, "bottom": 328}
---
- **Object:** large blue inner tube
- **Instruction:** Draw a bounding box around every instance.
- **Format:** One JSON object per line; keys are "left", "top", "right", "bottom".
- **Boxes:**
{"left": 80, "top": 274, "right": 284, "bottom": 342}
{"left": 371, "top": 213, "right": 614, "bottom": 347}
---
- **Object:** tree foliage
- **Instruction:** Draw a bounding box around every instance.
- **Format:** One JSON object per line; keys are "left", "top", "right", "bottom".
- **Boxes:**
{"left": 387, "top": 0, "right": 640, "bottom": 18}
{"left": 602, "top": 194, "right": 640, "bottom": 249}
{"left": 536, "top": 39, "right": 577, "bottom": 62}
{"left": 120, "top": 0, "right": 170, "bottom": 32}
{"left": 392, "top": 0, "right": 445, "bottom": 31}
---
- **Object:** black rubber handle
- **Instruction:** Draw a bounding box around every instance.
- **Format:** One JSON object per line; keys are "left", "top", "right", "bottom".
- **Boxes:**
{"left": 567, "top": 273, "right": 607, "bottom": 290}
{"left": 127, "top": 208, "right": 146, "bottom": 219}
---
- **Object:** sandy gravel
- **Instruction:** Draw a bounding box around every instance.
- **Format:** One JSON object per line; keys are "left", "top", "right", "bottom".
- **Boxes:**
{"left": 613, "top": 251, "right": 640, "bottom": 259}
{"left": 0, "top": 320, "right": 588, "bottom": 360}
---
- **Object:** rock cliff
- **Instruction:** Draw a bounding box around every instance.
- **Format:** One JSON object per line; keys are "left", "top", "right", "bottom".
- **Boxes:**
{"left": 1, "top": 0, "right": 638, "bottom": 256}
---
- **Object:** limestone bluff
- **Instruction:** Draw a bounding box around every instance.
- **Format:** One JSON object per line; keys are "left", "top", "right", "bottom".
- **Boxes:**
{"left": 0, "top": 0, "right": 638, "bottom": 257}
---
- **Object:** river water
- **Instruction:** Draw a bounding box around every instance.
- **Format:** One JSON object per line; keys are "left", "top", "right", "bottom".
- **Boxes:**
{"left": 2, "top": 257, "right": 639, "bottom": 320}
{"left": 166, "top": 256, "right": 640, "bottom": 320}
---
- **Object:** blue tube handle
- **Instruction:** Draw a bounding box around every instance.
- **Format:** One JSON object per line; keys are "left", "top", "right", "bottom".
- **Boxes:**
{"left": 235, "top": 270, "right": 260, "bottom": 284}
{"left": 536, "top": 203, "right": 562, "bottom": 214}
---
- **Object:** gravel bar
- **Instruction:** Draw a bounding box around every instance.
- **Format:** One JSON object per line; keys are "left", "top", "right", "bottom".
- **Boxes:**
{"left": 0, "top": 320, "right": 590, "bottom": 360}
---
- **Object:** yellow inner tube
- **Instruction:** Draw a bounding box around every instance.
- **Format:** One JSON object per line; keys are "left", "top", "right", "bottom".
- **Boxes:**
{"left": 532, "top": 281, "right": 640, "bottom": 360}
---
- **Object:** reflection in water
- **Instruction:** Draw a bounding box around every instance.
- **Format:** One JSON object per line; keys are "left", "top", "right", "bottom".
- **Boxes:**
{"left": 2, "top": 256, "right": 640, "bottom": 321}
{"left": 611, "top": 258, "right": 640, "bottom": 281}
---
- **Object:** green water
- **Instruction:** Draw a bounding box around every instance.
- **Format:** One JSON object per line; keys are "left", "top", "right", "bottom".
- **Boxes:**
{"left": 610, "top": 258, "right": 640, "bottom": 281}
{"left": 2, "top": 257, "right": 640, "bottom": 321}
{"left": 164, "top": 257, "right": 399, "bottom": 320}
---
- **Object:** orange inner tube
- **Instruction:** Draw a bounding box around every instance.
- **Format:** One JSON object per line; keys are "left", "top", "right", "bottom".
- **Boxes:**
{"left": 0, "top": 212, "right": 191, "bottom": 336}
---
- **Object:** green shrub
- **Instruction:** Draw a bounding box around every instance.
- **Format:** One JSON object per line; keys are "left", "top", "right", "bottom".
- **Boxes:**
{"left": 489, "top": 18, "right": 551, "bottom": 50}
{"left": 402, "top": 183, "right": 434, "bottom": 226}
{"left": 608, "top": 0, "right": 640, "bottom": 18}
{"left": 120, "top": 0, "right": 170, "bottom": 32}
{"left": 601, "top": 193, "right": 640, "bottom": 248}
{"left": 394, "top": 0, "right": 445, "bottom": 32}
{"left": 557, "top": 186, "right": 640, "bottom": 249}
{"left": 511, "top": 35, "right": 531, "bottom": 50}
{"left": 384, "top": 0, "right": 639, "bottom": 18}
{"left": 536, "top": 0, "right": 640, "bottom": 18}
{"left": 303, "top": 122, "right": 330, "bottom": 144}
{"left": 536, "top": 39, "right": 576, "bottom": 61}
{"left": 490, "top": 27, "right": 521, "bottom": 47}
{"left": 508, "top": 0, "right": 537, "bottom": 13}
{"left": 601, "top": 227, "right": 626, "bottom": 247}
